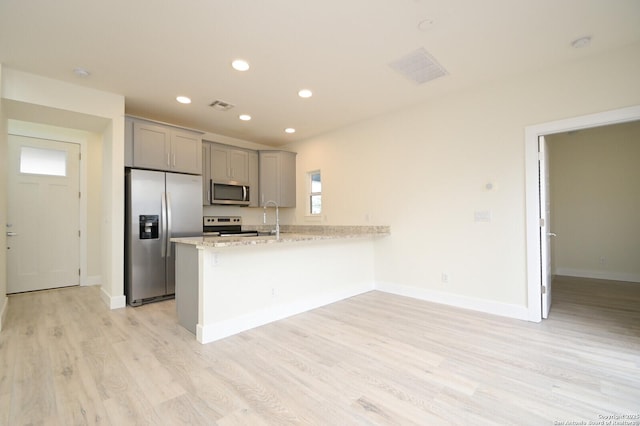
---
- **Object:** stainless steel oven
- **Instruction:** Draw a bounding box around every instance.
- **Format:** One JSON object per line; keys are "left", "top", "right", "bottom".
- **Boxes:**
{"left": 203, "top": 216, "right": 259, "bottom": 237}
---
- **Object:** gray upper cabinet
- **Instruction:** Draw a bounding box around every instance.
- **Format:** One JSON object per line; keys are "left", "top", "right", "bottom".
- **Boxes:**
{"left": 203, "top": 142, "right": 257, "bottom": 205}
{"left": 248, "top": 151, "right": 259, "bottom": 207}
{"left": 202, "top": 142, "right": 211, "bottom": 205}
{"left": 126, "top": 117, "right": 202, "bottom": 174}
{"left": 211, "top": 143, "right": 250, "bottom": 184}
{"left": 259, "top": 150, "right": 297, "bottom": 208}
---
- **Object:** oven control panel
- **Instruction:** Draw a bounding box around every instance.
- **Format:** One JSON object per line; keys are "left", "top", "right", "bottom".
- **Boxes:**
{"left": 203, "top": 216, "right": 242, "bottom": 226}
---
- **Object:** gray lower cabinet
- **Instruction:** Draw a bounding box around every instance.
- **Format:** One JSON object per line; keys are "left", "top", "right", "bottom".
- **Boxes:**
{"left": 125, "top": 117, "right": 202, "bottom": 174}
{"left": 259, "top": 150, "right": 297, "bottom": 207}
{"left": 175, "top": 243, "right": 198, "bottom": 334}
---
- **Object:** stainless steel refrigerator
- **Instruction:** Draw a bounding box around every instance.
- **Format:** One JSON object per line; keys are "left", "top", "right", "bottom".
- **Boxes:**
{"left": 125, "top": 168, "right": 202, "bottom": 306}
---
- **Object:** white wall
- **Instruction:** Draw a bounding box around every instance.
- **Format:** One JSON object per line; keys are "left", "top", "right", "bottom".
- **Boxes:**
{"left": 548, "top": 121, "right": 640, "bottom": 282}
{"left": 86, "top": 132, "right": 103, "bottom": 280}
{"left": 0, "top": 64, "right": 8, "bottom": 330}
{"left": 197, "top": 238, "right": 375, "bottom": 343}
{"left": 287, "top": 42, "right": 640, "bottom": 319}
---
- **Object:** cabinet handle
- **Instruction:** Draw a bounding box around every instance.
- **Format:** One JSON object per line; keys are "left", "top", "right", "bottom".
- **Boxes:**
{"left": 167, "top": 152, "right": 170, "bottom": 166}
{"left": 173, "top": 153, "right": 176, "bottom": 166}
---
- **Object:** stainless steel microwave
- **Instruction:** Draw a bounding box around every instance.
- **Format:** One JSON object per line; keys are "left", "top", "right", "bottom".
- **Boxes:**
{"left": 210, "top": 181, "right": 250, "bottom": 206}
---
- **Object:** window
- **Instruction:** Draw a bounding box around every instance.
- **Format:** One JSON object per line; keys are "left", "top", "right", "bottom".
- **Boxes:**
{"left": 309, "top": 170, "right": 322, "bottom": 215}
{"left": 20, "top": 146, "right": 67, "bottom": 176}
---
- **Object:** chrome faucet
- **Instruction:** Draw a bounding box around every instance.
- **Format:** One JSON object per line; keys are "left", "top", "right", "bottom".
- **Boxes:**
{"left": 263, "top": 200, "right": 280, "bottom": 239}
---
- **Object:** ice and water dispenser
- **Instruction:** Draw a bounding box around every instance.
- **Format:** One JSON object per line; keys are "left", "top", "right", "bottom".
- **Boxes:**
{"left": 139, "top": 215, "right": 159, "bottom": 239}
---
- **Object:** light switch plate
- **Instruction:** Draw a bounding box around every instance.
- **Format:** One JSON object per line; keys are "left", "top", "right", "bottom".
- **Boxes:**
{"left": 474, "top": 210, "right": 491, "bottom": 222}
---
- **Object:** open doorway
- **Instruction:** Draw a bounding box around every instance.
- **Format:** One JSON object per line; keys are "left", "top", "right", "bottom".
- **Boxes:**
{"left": 525, "top": 105, "right": 640, "bottom": 322}
{"left": 547, "top": 122, "right": 640, "bottom": 282}
{"left": 542, "top": 121, "right": 640, "bottom": 319}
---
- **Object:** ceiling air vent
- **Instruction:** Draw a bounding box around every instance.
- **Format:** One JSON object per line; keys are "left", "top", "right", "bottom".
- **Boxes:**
{"left": 209, "top": 100, "right": 235, "bottom": 111}
{"left": 389, "top": 47, "right": 448, "bottom": 85}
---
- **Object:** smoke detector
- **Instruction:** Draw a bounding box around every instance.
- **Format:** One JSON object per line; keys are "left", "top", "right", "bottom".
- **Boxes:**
{"left": 389, "top": 48, "right": 448, "bottom": 85}
{"left": 209, "top": 100, "right": 235, "bottom": 111}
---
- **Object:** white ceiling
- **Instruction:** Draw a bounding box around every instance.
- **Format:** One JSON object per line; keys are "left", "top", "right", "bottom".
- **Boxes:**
{"left": 1, "top": 0, "right": 639, "bottom": 146}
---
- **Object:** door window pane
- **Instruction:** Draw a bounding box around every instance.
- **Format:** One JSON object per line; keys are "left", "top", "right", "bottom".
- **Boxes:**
{"left": 20, "top": 146, "right": 67, "bottom": 176}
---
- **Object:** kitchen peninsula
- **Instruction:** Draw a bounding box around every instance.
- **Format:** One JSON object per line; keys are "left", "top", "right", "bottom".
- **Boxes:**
{"left": 172, "top": 226, "right": 390, "bottom": 344}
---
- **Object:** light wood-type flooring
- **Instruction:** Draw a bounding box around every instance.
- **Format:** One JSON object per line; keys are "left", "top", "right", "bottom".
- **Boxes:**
{"left": 1, "top": 276, "right": 639, "bottom": 425}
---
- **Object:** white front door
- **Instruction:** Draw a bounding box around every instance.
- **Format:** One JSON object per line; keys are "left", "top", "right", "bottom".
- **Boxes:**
{"left": 539, "top": 136, "right": 553, "bottom": 318}
{"left": 7, "top": 135, "right": 81, "bottom": 293}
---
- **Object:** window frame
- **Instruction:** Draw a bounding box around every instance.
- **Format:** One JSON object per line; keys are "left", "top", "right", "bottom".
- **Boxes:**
{"left": 307, "top": 170, "right": 322, "bottom": 216}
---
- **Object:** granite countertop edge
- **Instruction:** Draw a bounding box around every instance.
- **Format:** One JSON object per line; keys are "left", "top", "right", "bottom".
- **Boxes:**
{"left": 171, "top": 225, "right": 390, "bottom": 248}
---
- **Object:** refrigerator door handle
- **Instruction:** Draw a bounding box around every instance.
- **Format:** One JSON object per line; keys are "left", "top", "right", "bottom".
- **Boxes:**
{"left": 166, "top": 192, "right": 173, "bottom": 258}
{"left": 160, "top": 192, "right": 167, "bottom": 258}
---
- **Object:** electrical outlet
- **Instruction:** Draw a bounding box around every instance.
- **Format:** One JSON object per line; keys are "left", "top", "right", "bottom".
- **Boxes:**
{"left": 441, "top": 273, "right": 449, "bottom": 283}
{"left": 599, "top": 256, "right": 606, "bottom": 265}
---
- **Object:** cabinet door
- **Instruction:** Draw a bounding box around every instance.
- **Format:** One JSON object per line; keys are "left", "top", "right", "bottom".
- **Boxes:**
{"left": 211, "top": 144, "right": 230, "bottom": 182}
{"left": 202, "top": 142, "right": 211, "bottom": 204}
{"left": 259, "top": 152, "right": 279, "bottom": 206}
{"left": 133, "top": 122, "right": 171, "bottom": 170}
{"left": 228, "top": 149, "right": 249, "bottom": 183}
{"left": 278, "top": 152, "right": 297, "bottom": 207}
{"left": 171, "top": 130, "right": 202, "bottom": 174}
{"left": 259, "top": 151, "right": 296, "bottom": 207}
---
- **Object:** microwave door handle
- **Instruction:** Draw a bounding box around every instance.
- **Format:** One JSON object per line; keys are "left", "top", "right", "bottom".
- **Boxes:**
{"left": 243, "top": 185, "right": 247, "bottom": 201}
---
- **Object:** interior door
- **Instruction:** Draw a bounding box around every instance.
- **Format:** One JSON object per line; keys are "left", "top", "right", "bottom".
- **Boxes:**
{"left": 7, "top": 135, "right": 81, "bottom": 293}
{"left": 539, "top": 136, "right": 553, "bottom": 318}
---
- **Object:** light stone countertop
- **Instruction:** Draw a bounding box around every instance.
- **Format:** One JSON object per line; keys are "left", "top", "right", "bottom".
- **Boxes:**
{"left": 171, "top": 225, "right": 390, "bottom": 248}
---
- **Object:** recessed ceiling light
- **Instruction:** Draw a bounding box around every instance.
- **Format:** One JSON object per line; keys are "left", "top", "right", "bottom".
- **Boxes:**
{"left": 232, "top": 59, "right": 250, "bottom": 71}
{"left": 73, "top": 67, "right": 90, "bottom": 78}
{"left": 239, "top": 114, "right": 252, "bottom": 121}
{"left": 571, "top": 36, "right": 592, "bottom": 49}
{"left": 176, "top": 96, "right": 191, "bottom": 104}
{"left": 298, "top": 89, "right": 313, "bottom": 98}
{"left": 284, "top": 128, "right": 296, "bottom": 134}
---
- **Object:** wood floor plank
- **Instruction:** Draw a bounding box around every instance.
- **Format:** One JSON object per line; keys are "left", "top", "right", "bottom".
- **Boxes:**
{"left": 1, "top": 276, "right": 639, "bottom": 424}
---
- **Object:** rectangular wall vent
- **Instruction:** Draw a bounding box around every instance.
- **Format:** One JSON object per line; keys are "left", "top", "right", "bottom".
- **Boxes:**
{"left": 389, "top": 47, "right": 448, "bottom": 85}
{"left": 209, "top": 100, "right": 235, "bottom": 111}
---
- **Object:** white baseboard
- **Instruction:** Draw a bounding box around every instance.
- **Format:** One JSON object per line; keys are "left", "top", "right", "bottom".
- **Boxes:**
{"left": 82, "top": 275, "right": 102, "bottom": 287}
{"left": 555, "top": 268, "right": 640, "bottom": 283}
{"left": 100, "top": 287, "right": 126, "bottom": 310}
{"left": 0, "top": 296, "right": 8, "bottom": 332}
{"left": 197, "top": 282, "right": 374, "bottom": 344}
{"left": 375, "top": 281, "right": 530, "bottom": 321}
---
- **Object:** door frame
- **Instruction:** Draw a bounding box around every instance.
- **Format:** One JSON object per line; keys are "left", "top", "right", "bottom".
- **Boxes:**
{"left": 524, "top": 105, "right": 640, "bottom": 322}
{"left": 8, "top": 120, "right": 93, "bottom": 286}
